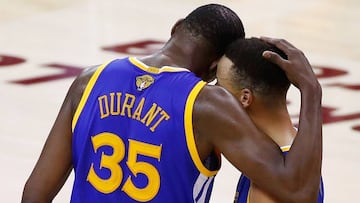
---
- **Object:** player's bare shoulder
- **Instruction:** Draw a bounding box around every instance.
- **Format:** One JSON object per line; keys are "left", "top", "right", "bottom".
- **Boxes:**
{"left": 195, "top": 84, "right": 240, "bottom": 115}
{"left": 192, "top": 84, "right": 250, "bottom": 160}
{"left": 193, "top": 84, "right": 244, "bottom": 134}
{"left": 67, "top": 65, "right": 100, "bottom": 115}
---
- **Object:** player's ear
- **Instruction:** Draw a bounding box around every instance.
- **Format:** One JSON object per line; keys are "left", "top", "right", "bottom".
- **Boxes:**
{"left": 171, "top": 19, "right": 184, "bottom": 36}
{"left": 207, "top": 60, "right": 218, "bottom": 83}
{"left": 239, "top": 88, "right": 253, "bottom": 108}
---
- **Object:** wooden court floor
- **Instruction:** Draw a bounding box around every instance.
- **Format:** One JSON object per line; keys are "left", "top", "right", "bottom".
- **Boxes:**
{"left": 0, "top": 0, "right": 359, "bottom": 202}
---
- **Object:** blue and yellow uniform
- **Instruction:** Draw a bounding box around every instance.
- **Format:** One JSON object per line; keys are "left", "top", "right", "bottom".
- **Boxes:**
{"left": 71, "top": 57, "right": 218, "bottom": 202}
{"left": 234, "top": 145, "right": 324, "bottom": 203}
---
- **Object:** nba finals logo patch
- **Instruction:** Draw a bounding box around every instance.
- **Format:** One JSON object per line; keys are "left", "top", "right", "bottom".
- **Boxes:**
{"left": 136, "top": 74, "right": 154, "bottom": 91}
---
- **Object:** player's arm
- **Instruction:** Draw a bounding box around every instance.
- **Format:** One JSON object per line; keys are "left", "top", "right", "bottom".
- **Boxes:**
{"left": 21, "top": 66, "right": 98, "bottom": 203}
{"left": 194, "top": 38, "right": 322, "bottom": 203}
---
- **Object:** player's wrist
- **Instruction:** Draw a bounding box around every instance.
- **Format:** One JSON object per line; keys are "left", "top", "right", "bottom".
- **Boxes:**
{"left": 300, "top": 81, "right": 322, "bottom": 105}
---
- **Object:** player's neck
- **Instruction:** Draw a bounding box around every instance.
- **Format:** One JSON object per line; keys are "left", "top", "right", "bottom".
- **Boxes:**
{"left": 139, "top": 35, "right": 216, "bottom": 77}
{"left": 247, "top": 103, "right": 296, "bottom": 147}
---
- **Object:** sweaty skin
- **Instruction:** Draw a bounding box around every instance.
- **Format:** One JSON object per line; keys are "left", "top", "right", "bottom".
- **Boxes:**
{"left": 217, "top": 54, "right": 297, "bottom": 203}
{"left": 193, "top": 37, "right": 322, "bottom": 202}
{"left": 21, "top": 21, "right": 322, "bottom": 203}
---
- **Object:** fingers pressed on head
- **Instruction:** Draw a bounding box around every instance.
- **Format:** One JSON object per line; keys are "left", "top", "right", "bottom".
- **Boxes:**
{"left": 262, "top": 50, "right": 285, "bottom": 67}
{"left": 260, "top": 37, "right": 295, "bottom": 56}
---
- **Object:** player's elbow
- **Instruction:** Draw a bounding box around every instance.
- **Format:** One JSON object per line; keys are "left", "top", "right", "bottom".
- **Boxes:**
{"left": 22, "top": 182, "right": 49, "bottom": 203}
{"left": 287, "top": 189, "right": 319, "bottom": 203}
{"left": 279, "top": 169, "right": 321, "bottom": 202}
{"left": 21, "top": 194, "right": 43, "bottom": 203}
{"left": 280, "top": 181, "right": 319, "bottom": 203}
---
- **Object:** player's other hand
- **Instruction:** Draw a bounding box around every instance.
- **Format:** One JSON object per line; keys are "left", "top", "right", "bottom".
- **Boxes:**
{"left": 260, "top": 36, "right": 321, "bottom": 92}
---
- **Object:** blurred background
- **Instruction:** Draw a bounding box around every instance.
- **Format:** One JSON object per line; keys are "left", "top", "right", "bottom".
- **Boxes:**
{"left": 0, "top": 0, "right": 359, "bottom": 202}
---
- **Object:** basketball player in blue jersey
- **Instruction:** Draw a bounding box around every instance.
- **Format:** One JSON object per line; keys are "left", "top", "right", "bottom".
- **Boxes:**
{"left": 216, "top": 38, "right": 324, "bottom": 203}
{"left": 22, "top": 4, "right": 323, "bottom": 203}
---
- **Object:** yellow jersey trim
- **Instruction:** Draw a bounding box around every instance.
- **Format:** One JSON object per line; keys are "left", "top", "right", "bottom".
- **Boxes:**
{"left": 280, "top": 145, "right": 291, "bottom": 152}
{"left": 247, "top": 144, "right": 292, "bottom": 203}
{"left": 129, "top": 57, "right": 190, "bottom": 74}
{"left": 184, "top": 81, "right": 218, "bottom": 177}
{"left": 72, "top": 60, "right": 113, "bottom": 132}
{"left": 247, "top": 189, "right": 251, "bottom": 203}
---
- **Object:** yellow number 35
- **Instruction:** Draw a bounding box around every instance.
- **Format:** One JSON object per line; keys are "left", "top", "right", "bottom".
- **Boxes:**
{"left": 87, "top": 132, "right": 162, "bottom": 202}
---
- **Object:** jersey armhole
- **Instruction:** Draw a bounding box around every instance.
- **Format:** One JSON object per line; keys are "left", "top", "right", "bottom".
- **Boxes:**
{"left": 184, "top": 81, "right": 219, "bottom": 177}
{"left": 71, "top": 60, "right": 114, "bottom": 132}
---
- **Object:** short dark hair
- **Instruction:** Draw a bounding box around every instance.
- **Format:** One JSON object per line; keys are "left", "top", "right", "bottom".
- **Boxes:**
{"left": 225, "top": 37, "right": 290, "bottom": 98}
{"left": 182, "top": 4, "right": 245, "bottom": 56}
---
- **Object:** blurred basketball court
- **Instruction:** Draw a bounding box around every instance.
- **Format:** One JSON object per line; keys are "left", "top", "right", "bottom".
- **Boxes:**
{"left": 0, "top": 0, "right": 359, "bottom": 202}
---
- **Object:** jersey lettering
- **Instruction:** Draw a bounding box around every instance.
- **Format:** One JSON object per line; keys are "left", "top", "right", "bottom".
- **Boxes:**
{"left": 98, "top": 92, "right": 170, "bottom": 132}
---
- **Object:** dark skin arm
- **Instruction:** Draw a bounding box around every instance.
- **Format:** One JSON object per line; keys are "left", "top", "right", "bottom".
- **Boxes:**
{"left": 22, "top": 38, "right": 321, "bottom": 203}
{"left": 194, "top": 38, "right": 322, "bottom": 203}
{"left": 21, "top": 66, "right": 98, "bottom": 203}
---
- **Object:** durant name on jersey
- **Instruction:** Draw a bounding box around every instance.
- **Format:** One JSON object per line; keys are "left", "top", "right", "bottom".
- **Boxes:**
{"left": 98, "top": 92, "right": 170, "bottom": 132}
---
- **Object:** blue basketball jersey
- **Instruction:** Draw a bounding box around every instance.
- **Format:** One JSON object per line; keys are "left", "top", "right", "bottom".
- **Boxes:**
{"left": 234, "top": 145, "right": 324, "bottom": 203}
{"left": 71, "top": 57, "right": 218, "bottom": 203}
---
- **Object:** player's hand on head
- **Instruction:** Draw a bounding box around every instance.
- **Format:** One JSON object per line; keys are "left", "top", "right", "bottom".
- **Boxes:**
{"left": 260, "top": 36, "right": 320, "bottom": 90}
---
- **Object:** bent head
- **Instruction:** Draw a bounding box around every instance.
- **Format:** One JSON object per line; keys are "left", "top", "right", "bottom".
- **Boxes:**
{"left": 172, "top": 4, "right": 245, "bottom": 81}
{"left": 182, "top": 4, "right": 245, "bottom": 55}
{"left": 217, "top": 38, "right": 290, "bottom": 108}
